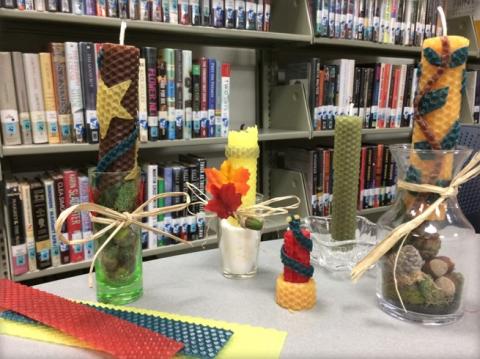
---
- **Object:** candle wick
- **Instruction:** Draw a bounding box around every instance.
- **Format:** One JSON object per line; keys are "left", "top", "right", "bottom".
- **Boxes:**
{"left": 437, "top": 6, "right": 447, "bottom": 36}
{"left": 119, "top": 20, "right": 127, "bottom": 46}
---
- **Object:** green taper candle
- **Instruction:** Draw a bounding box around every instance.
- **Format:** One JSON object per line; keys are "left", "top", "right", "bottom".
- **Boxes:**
{"left": 331, "top": 116, "right": 362, "bottom": 241}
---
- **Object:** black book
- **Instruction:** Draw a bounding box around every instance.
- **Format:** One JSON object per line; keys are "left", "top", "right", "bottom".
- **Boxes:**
{"left": 157, "top": 59, "right": 168, "bottom": 140}
{"left": 142, "top": 47, "right": 159, "bottom": 141}
{"left": 395, "top": 0, "right": 406, "bottom": 45}
{"left": 353, "top": 67, "right": 362, "bottom": 117}
{"left": 5, "top": 180, "right": 26, "bottom": 272}
{"left": 192, "top": 63, "right": 201, "bottom": 138}
{"left": 402, "top": 64, "right": 414, "bottom": 127}
{"left": 364, "top": 146, "right": 372, "bottom": 209}
{"left": 185, "top": 162, "right": 199, "bottom": 214}
{"left": 364, "top": 67, "right": 374, "bottom": 129}
{"left": 179, "top": 154, "right": 207, "bottom": 212}
{"left": 79, "top": 42, "right": 99, "bottom": 144}
{"left": 29, "top": 179, "right": 52, "bottom": 269}
{"left": 174, "top": 49, "right": 184, "bottom": 139}
{"left": 1, "top": 0, "right": 16, "bottom": 8}
{"left": 201, "top": 0, "right": 211, "bottom": 25}
{"left": 181, "top": 164, "right": 190, "bottom": 217}
{"left": 171, "top": 165, "right": 183, "bottom": 218}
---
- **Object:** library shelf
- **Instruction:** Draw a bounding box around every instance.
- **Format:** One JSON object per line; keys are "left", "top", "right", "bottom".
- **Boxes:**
{"left": 12, "top": 235, "right": 218, "bottom": 282}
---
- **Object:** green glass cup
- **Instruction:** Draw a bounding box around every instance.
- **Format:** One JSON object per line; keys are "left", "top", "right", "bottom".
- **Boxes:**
{"left": 89, "top": 169, "right": 143, "bottom": 305}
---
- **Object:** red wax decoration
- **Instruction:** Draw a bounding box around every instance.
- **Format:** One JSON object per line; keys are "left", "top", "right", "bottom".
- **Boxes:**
{"left": 283, "top": 228, "right": 311, "bottom": 283}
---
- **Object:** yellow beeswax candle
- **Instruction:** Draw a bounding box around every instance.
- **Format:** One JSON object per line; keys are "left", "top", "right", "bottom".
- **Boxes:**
{"left": 226, "top": 126, "right": 259, "bottom": 207}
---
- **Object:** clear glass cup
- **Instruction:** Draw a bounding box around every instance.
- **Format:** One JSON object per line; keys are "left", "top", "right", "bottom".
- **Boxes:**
{"left": 376, "top": 145, "right": 478, "bottom": 325}
{"left": 89, "top": 170, "right": 143, "bottom": 304}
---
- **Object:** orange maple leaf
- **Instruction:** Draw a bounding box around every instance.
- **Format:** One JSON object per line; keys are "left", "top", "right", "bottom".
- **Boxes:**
{"left": 205, "top": 160, "right": 250, "bottom": 196}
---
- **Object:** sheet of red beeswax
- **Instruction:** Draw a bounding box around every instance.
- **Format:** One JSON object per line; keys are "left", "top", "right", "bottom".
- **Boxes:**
{"left": 0, "top": 279, "right": 183, "bottom": 359}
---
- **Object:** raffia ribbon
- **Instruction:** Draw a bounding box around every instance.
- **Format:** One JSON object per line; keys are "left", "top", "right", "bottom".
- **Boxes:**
{"left": 55, "top": 192, "right": 192, "bottom": 288}
{"left": 351, "top": 152, "right": 480, "bottom": 282}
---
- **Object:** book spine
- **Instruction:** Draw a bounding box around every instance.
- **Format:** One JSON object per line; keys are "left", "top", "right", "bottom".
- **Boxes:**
{"left": 181, "top": 165, "right": 190, "bottom": 217}
{"left": 50, "top": 43, "right": 73, "bottom": 143}
{"left": 0, "top": 52, "right": 21, "bottom": 146}
{"left": 200, "top": 57, "right": 208, "bottom": 138}
{"left": 162, "top": 166, "right": 173, "bottom": 209}
{"left": 138, "top": 58, "right": 148, "bottom": 142}
{"left": 211, "top": 0, "right": 225, "bottom": 27}
{"left": 30, "top": 180, "right": 51, "bottom": 269}
{"left": 175, "top": 48, "right": 184, "bottom": 140}
{"left": 97, "top": 0, "right": 107, "bottom": 16}
{"left": 129, "top": 0, "right": 139, "bottom": 19}
{"left": 192, "top": 63, "right": 201, "bottom": 138}
{"left": 170, "top": 0, "right": 178, "bottom": 23}
{"left": 255, "top": 0, "right": 263, "bottom": 31}
{"left": 145, "top": 164, "right": 158, "bottom": 248}
{"left": 42, "top": 178, "right": 61, "bottom": 267}
{"left": 139, "top": 0, "right": 150, "bottom": 20}
{"left": 118, "top": 0, "right": 128, "bottom": 18}
{"left": 5, "top": 182, "right": 28, "bottom": 275}
{"left": 157, "top": 59, "right": 168, "bottom": 140}
{"left": 183, "top": 50, "right": 192, "bottom": 140}
{"left": 23, "top": 53, "right": 48, "bottom": 144}
{"left": 107, "top": 0, "right": 119, "bottom": 17}
{"left": 143, "top": 47, "right": 159, "bottom": 141}
{"left": 474, "top": 70, "right": 480, "bottom": 124}
{"left": 71, "top": 0, "right": 83, "bottom": 14}
{"left": 34, "top": 0, "right": 45, "bottom": 10}
{"left": 39, "top": 53, "right": 60, "bottom": 144}
{"left": 63, "top": 170, "right": 84, "bottom": 263}
{"left": 79, "top": 42, "right": 99, "bottom": 144}
{"left": 11, "top": 52, "right": 33, "bottom": 145}
{"left": 370, "top": 63, "right": 381, "bottom": 128}
{"left": 78, "top": 175, "right": 94, "bottom": 260}
{"left": 225, "top": 0, "right": 235, "bottom": 28}
{"left": 177, "top": 0, "right": 188, "bottom": 24}
{"left": 157, "top": 176, "right": 165, "bottom": 222}
{"left": 346, "top": 0, "right": 355, "bottom": 39}
{"left": 164, "top": 48, "right": 176, "bottom": 140}
{"left": 20, "top": 182, "right": 37, "bottom": 271}
{"left": 264, "top": 0, "right": 271, "bottom": 31}
{"left": 215, "top": 60, "right": 222, "bottom": 138}
{"left": 328, "top": 0, "right": 335, "bottom": 37}
{"left": 52, "top": 174, "right": 70, "bottom": 264}
{"left": 2, "top": 0, "right": 16, "bottom": 8}
{"left": 415, "top": 0, "right": 426, "bottom": 46}
{"left": 235, "top": 0, "right": 246, "bottom": 29}
{"left": 245, "top": 0, "right": 256, "bottom": 30}
{"left": 190, "top": 0, "right": 201, "bottom": 24}
{"left": 197, "top": 157, "right": 206, "bottom": 212}
{"left": 220, "top": 63, "right": 231, "bottom": 138}
{"left": 23, "top": 0, "right": 34, "bottom": 11}
{"left": 162, "top": 0, "right": 170, "bottom": 21}
{"left": 151, "top": 0, "right": 162, "bottom": 21}
{"left": 65, "top": 42, "right": 85, "bottom": 144}
{"left": 395, "top": 64, "right": 406, "bottom": 128}
{"left": 207, "top": 58, "right": 216, "bottom": 138}
{"left": 201, "top": 0, "right": 210, "bottom": 25}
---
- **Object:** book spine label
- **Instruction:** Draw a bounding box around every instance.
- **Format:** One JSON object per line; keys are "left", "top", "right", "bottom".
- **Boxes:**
{"left": 225, "top": 0, "right": 234, "bottom": 28}
{"left": 235, "top": 0, "right": 246, "bottom": 29}
{"left": 201, "top": 0, "right": 210, "bottom": 25}
{"left": 30, "top": 182, "right": 51, "bottom": 269}
{"left": 207, "top": 58, "right": 216, "bottom": 138}
{"left": 79, "top": 42, "right": 99, "bottom": 144}
{"left": 197, "top": 211, "right": 206, "bottom": 239}
{"left": 63, "top": 170, "right": 84, "bottom": 262}
{"left": 179, "top": 0, "right": 190, "bottom": 24}
{"left": 78, "top": 175, "right": 94, "bottom": 260}
{"left": 221, "top": 63, "right": 230, "bottom": 137}
{"left": 65, "top": 42, "right": 85, "bottom": 143}
{"left": 6, "top": 183, "right": 28, "bottom": 275}
{"left": 191, "top": 0, "right": 201, "bottom": 25}
{"left": 52, "top": 174, "right": 70, "bottom": 264}
{"left": 0, "top": 109, "right": 20, "bottom": 146}
{"left": 157, "top": 59, "right": 168, "bottom": 140}
{"left": 182, "top": 50, "right": 192, "bottom": 140}
{"left": 245, "top": 0, "right": 256, "bottom": 30}
{"left": 174, "top": 49, "right": 184, "bottom": 139}
{"left": 138, "top": 58, "right": 148, "bottom": 142}
{"left": 20, "top": 183, "right": 37, "bottom": 272}
{"left": 192, "top": 63, "right": 201, "bottom": 138}
{"left": 43, "top": 179, "right": 61, "bottom": 267}
{"left": 200, "top": 58, "right": 208, "bottom": 138}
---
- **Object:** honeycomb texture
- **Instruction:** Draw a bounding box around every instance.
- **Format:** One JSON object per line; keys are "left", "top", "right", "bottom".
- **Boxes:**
{"left": 275, "top": 275, "right": 316, "bottom": 311}
{"left": 0, "top": 279, "right": 182, "bottom": 359}
{"left": 330, "top": 116, "right": 362, "bottom": 241}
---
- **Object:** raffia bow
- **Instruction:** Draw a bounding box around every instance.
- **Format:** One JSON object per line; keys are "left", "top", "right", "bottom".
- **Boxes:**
{"left": 55, "top": 192, "right": 192, "bottom": 287}
{"left": 351, "top": 152, "right": 480, "bottom": 283}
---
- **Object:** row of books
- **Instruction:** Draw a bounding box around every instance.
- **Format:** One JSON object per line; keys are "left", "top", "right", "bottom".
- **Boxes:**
{"left": 310, "top": 0, "right": 447, "bottom": 46}
{"left": 3, "top": 153, "right": 207, "bottom": 276}
{"left": 281, "top": 58, "right": 417, "bottom": 130}
{"left": 0, "top": 0, "right": 272, "bottom": 31}
{"left": 464, "top": 69, "right": 480, "bottom": 125}
{"left": 282, "top": 144, "right": 397, "bottom": 216}
{"left": 0, "top": 45, "right": 231, "bottom": 147}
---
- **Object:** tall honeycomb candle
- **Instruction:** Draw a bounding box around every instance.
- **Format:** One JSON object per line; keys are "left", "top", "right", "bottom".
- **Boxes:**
{"left": 330, "top": 116, "right": 362, "bottom": 241}
{"left": 226, "top": 126, "right": 259, "bottom": 207}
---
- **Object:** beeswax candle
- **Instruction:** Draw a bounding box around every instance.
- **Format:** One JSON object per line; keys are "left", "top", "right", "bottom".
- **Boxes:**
{"left": 226, "top": 126, "right": 259, "bottom": 207}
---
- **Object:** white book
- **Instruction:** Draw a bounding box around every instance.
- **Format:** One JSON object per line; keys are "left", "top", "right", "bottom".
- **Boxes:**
{"left": 182, "top": 50, "right": 193, "bottom": 140}
{"left": 23, "top": 53, "right": 48, "bottom": 144}
{"left": 0, "top": 53, "right": 21, "bottom": 146}
{"left": 403, "top": 0, "right": 413, "bottom": 45}
{"left": 19, "top": 181, "right": 37, "bottom": 272}
{"left": 41, "top": 177, "right": 61, "bottom": 267}
{"left": 220, "top": 64, "right": 230, "bottom": 137}
{"left": 65, "top": 42, "right": 85, "bottom": 143}
{"left": 169, "top": 0, "right": 178, "bottom": 23}
{"left": 11, "top": 52, "right": 33, "bottom": 145}
{"left": 138, "top": 58, "right": 148, "bottom": 143}
{"left": 34, "top": 0, "right": 45, "bottom": 11}
{"left": 143, "top": 164, "right": 158, "bottom": 249}
{"left": 395, "top": 64, "right": 407, "bottom": 128}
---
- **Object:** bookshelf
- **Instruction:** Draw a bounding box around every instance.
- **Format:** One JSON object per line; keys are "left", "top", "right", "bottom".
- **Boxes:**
{"left": 0, "top": 0, "right": 478, "bottom": 282}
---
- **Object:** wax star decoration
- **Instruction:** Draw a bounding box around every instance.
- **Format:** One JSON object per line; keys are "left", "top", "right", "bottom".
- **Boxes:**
{"left": 97, "top": 78, "right": 133, "bottom": 139}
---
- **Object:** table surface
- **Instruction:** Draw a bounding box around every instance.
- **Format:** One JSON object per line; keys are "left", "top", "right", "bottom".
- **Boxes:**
{"left": 1, "top": 239, "right": 479, "bottom": 359}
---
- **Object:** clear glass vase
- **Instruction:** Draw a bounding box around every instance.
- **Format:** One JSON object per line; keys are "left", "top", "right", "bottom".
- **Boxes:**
{"left": 89, "top": 170, "right": 143, "bottom": 304}
{"left": 376, "top": 144, "right": 478, "bottom": 325}
{"left": 218, "top": 218, "right": 261, "bottom": 279}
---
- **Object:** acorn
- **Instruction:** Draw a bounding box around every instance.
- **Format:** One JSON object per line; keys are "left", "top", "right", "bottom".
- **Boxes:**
{"left": 435, "top": 276, "right": 456, "bottom": 298}
{"left": 387, "top": 245, "right": 424, "bottom": 275}
{"left": 407, "top": 224, "right": 441, "bottom": 260}
{"left": 422, "top": 256, "right": 454, "bottom": 279}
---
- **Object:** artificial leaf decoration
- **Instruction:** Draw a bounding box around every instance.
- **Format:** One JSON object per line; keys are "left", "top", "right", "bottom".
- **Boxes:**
{"left": 449, "top": 47, "right": 469, "bottom": 68}
{"left": 423, "top": 47, "right": 442, "bottom": 66}
{"left": 418, "top": 87, "right": 449, "bottom": 115}
{"left": 205, "top": 183, "right": 242, "bottom": 219}
{"left": 205, "top": 160, "right": 250, "bottom": 196}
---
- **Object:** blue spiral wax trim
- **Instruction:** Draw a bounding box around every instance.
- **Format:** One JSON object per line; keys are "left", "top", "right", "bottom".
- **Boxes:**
{"left": 289, "top": 219, "right": 313, "bottom": 252}
{"left": 96, "top": 127, "right": 138, "bottom": 174}
{"left": 281, "top": 245, "right": 314, "bottom": 278}
{"left": 0, "top": 308, "right": 233, "bottom": 359}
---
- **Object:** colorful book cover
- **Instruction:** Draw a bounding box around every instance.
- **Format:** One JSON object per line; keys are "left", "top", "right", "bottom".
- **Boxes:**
{"left": 220, "top": 63, "right": 231, "bottom": 138}
{"left": 179, "top": 0, "right": 190, "bottom": 24}
{"left": 174, "top": 49, "right": 184, "bottom": 140}
{"left": 19, "top": 181, "right": 37, "bottom": 272}
{"left": 139, "top": 0, "right": 150, "bottom": 20}
{"left": 50, "top": 172, "right": 70, "bottom": 264}
{"left": 151, "top": 0, "right": 162, "bottom": 21}
{"left": 39, "top": 53, "right": 60, "bottom": 144}
{"left": 97, "top": 0, "right": 107, "bottom": 16}
{"left": 201, "top": 0, "right": 210, "bottom": 25}
{"left": 107, "top": 0, "right": 118, "bottom": 17}
{"left": 79, "top": 42, "right": 99, "bottom": 144}
{"left": 255, "top": 0, "right": 264, "bottom": 31}
{"left": 215, "top": 60, "right": 222, "bottom": 138}
{"left": 163, "top": 48, "right": 176, "bottom": 140}
{"left": 207, "top": 58, "right": 216, "bottom": 138}
{"left": 169, "top": 0, "right": 178, "bottom": 23}
{"left": 63, "top": 170, "right": 84, "bottom": 263}
{"left": 199, "top": 57, "right": 208, "bottom": 138}
{"left": 192, "top": 63, "right": 201, "bottom": 138}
